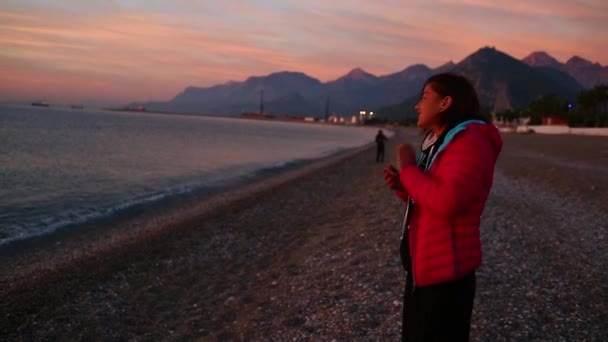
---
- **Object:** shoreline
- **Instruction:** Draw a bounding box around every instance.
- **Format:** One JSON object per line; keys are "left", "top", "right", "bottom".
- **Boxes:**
{"left": 0, "top": 141, "right": 380, "bottom": 285}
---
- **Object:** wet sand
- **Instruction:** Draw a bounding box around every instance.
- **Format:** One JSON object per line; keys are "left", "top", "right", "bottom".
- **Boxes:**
{"left": 1, "top": 128, "right": 606, "bottom": 341}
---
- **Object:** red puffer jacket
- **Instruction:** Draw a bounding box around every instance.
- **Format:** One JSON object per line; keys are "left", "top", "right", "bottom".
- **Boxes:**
{"left": 397, "top": 121, "right": 502, "bottom": 286}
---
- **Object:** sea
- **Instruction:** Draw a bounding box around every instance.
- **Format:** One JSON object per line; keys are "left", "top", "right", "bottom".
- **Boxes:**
{"left": 0, "top": 104, "right": 385, "bottom": 246}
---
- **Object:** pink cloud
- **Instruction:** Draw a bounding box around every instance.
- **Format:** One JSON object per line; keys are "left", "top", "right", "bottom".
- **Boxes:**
{"left": 441, "top": 0, "right": 608, "bottom": 20}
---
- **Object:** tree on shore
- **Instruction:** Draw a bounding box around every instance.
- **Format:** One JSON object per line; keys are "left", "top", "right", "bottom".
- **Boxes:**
{"left": 525, "top": 94, "right": 567, "bottom": 125}
{"left": 576, "top": 85, "right": 608, "bottom": 127}
{"left": 493, "top": 84, "right": 607, "bottom": 127}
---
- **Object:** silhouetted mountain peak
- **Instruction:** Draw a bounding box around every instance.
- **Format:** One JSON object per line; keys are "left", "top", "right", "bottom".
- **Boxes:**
{"left": 561, "top": 56, "right": 607, "bottom": 87}
{"left": 434, "top": 61, "right": 456, "bottom": 73}
{"left": 522, "top": 51, "right": 562, "bottom": 68}
{"left": 246, "top": 71, "right": 321, "bottom": 84}
{"left": 475, "top": 46, "right": 501, "bottom": 57}
{"left": 343, "top": 67, "right": 376, "bottom": 80}
{"left": 566, "top": 56, "right": 598, "bottom": 68}
{"left": 270, "top": 71, "right": 316, "bottom": 80}
{"left": 326, "top": 67, "right": 380, "bottom": 93}
{"left": 383, "top": 64, "right": 432, "bottom": 82}
{"left": 242, "top": 71, "right": 323, "bottom": 100}
{"left": 402, "top": 64, "right": 431, "bottom": 73}
{"left": 461, "top": 46, "right": 517, "bottom": 66}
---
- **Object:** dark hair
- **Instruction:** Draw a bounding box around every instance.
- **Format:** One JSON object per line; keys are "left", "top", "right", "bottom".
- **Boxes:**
{"left": 423, "top": 73, "right": 487, "bottom": 127}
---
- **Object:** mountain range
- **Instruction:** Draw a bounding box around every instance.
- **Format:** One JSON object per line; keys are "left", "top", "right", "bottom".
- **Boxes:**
{"left": 522, "top": 51, "right": 608, "bottom": 89}
{"left": 138, "top": 47, "right": 608, "bottom": 119}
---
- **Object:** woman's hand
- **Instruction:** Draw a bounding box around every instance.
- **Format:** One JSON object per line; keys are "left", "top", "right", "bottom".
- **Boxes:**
{"left": 383, "top": 164, "right": 404, "bottom": 191}
{"left": 396, "top": 144, "right": 416, "bottom": 170}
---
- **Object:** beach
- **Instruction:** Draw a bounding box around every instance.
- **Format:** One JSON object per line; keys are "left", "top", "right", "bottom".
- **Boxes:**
{"left": 1, "top": 128, "right": 607, "bottom": 341}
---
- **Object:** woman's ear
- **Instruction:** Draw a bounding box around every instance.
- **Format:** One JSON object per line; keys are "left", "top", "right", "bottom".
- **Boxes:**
{"left": 439, "top": 96, "right": 453, "bottom": 112}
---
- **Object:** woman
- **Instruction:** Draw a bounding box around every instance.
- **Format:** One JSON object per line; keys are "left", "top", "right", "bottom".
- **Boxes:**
{"left": 383, "top": 73, "right": 503, "bottom": 341}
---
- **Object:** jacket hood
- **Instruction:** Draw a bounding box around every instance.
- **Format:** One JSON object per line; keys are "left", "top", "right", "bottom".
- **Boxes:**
{"left": 429, "top": 119, "right": 503, "bottom": 167}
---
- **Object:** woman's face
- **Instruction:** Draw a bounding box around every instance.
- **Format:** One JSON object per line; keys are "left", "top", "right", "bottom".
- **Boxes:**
{"left": 415, "top": 84, "right": 446, "bottom": 131}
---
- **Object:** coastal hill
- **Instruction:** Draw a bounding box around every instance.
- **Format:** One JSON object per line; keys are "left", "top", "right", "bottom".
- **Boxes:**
{"left": 137, "top": 47, "right": 606, "bottom": 118}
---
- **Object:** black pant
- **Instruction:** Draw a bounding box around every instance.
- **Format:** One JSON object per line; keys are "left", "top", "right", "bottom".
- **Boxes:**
{"left": 402, "top": 271, "right": 476, "bottom": 342}
{"left": 376, "top": 145, "right": 384, "bottom": 163}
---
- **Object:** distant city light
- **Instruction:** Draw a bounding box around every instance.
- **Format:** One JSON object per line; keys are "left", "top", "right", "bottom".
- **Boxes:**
{"left": 568, "top": 103, "right": 573, "bottom": 108}
{"left": 359, "top": 110, "right": 366, "bottom": 115}
{"left": 370, "top": 111, "right": 374, "bottom": 116}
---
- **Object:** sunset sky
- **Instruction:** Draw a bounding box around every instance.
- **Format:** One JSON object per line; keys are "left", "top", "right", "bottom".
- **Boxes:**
{"left": 1, "top": 0, "right": 607, "bottom": 105}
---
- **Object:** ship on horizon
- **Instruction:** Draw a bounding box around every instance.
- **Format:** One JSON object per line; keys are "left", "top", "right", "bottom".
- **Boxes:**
{"left": 31, "top": 101, "right": 50, "bottom": 107}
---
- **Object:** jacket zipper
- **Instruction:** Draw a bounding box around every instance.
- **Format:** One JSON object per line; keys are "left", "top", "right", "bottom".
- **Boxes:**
{"left": 451, "top": 224, "right": 460, "bottom": 275}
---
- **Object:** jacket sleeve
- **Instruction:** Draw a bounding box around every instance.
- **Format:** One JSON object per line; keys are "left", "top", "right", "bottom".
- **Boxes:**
{"left": 394, "top": 190, "right": 409, "bottom": 202}
{"left": 398, "top": 130, "right": 495, "bottom": 217}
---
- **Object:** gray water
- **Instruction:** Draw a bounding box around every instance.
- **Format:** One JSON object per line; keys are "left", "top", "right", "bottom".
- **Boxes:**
{"left": 0, "top": 105, "right": 381, "bottom": 245}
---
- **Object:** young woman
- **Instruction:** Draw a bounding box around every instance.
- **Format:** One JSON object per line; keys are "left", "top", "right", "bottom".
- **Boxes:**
{"left": 383, "top": 73, "right": 503, "bottom": 341}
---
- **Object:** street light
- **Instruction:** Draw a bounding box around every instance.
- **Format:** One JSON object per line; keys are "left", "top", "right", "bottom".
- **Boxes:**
{"left": 359, "top": 110, "right": 367, "bottom": 125}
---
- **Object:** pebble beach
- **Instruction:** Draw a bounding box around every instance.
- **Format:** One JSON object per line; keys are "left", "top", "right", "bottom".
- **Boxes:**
{"left": 1, "top": 128, "right": 607, "bottom": 341}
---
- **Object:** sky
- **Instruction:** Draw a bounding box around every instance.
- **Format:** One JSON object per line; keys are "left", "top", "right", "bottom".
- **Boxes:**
{"left": 1, "top": 0, "right": 607, "bottom": 105}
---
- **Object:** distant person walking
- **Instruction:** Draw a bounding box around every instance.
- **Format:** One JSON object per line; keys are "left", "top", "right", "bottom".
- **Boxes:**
{"left": 375, "top": 130, "right": 387, "bottom": 163}
{"left": 382, "top": 73, "right": 503, "bottom": 341}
